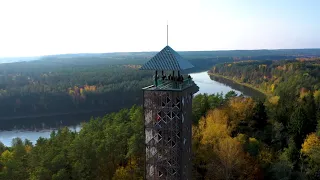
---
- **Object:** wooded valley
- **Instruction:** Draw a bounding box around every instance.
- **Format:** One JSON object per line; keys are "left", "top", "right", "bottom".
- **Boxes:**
{"left": 0, "top": 51, "right": 320, "bottom": 179}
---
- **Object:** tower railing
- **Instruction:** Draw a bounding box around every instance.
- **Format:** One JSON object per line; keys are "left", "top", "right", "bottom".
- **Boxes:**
{"left": 155, "top": 78, "right": 195, "bottom": 90}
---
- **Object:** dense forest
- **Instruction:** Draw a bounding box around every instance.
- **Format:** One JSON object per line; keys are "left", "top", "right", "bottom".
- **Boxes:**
{"left": 1, "top": 87, "right": 319, "bottom": 179}
{"left": 209, "top": 58, "right": 320, "bottom": 95}
{"left": 0, "top": 105, "right": 145, "bottom": 180}
{"left": 0, "top": 51, "right": 236, "bottom": 123}
{"left": 0, "top": 64, "right": 151, "bottom": 118}
{"left": 0, "top": 92, "right": 260, "bottom": 179}
{"left": 1, "top": 49, "right": 318, "bottom": 121}
{"left": 1, "top": 50, "right": 320, "bottom": 179}
{"left": 202, "top": 59, "right": 320, "bottom": 179}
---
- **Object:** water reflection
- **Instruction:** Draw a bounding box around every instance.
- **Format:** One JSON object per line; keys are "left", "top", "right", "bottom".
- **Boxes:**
{"left": 191, "top": 71, "right": 243, "bottom": 96}
{"left": 0, "top": 125, "right": 82, "bottom": 147}
{"left": 209, "top": 75, "right": 266, "bottom": 101}
{"left": 0, "top": 110, "right": 107, "bottom": 131}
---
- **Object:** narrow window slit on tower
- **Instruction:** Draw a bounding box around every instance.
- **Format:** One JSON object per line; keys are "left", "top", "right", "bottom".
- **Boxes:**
{"left": 177, "top": 103, "right": 181, "bottom": 109}
{"left": 157, "top": 133, "right": 162, "bottom": 141}
{"left": 162, "top": 116, "right": 167, "bottom": 123}
{"left": 176, "top": 97, "right": 180, "bottom": 103}
{"left": 176, "top": 132, "right": 180, "bottom": 138}
{"left": 171, "top": 141, "right": 176, "bottom": 147}
{"left": 162, "top": 102, "right": 166, "bottom": 107}
{"left": 166, "top": 97, "right": 171, "bottom": 104}
{"left": 172, "top": 169, "right": 176, "bottom": 175}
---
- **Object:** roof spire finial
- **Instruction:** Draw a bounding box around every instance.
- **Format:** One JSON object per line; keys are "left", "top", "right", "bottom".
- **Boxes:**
{"left": 167, "top": 20, "right": 168, "bottom": 46}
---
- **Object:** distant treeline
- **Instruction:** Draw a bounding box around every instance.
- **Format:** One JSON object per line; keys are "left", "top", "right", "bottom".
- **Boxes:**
{"left": 0, "top": 51, "right": 231, "bottom": 120}
{"left": 1, "top": 50, "right": 320, "bottom": 179}
{"left": 209, "top": 59, "right": 320, "bottom": 95}
{"left": 0, "top": 49, "right": 319, "bottom": 121}
{"left": 0, "top": 64, "right": 151, "bottom": 119}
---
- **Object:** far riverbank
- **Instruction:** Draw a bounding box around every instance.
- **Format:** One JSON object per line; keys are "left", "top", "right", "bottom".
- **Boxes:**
{"left": 208, "top": 72, "right": 269, "bottom": 98}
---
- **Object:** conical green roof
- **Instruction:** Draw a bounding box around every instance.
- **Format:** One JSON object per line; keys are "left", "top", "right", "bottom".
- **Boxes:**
{"left": 140, "top": 46, "right": 194, "bottom": 71}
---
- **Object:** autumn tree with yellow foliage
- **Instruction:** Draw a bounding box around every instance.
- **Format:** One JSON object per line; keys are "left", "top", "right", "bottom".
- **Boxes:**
{"left": 192, "top": 96, "right": 264, "bottom": 179}
{"left": 300, "top": 133, "right": 320, "bottom": 177}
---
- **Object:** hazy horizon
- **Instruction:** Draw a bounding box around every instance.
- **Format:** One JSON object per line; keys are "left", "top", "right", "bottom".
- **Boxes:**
{"left": 1, "top": 0, "right": 320, "bottom": 58}
{"left": 2, "top": 47, "right": 320, "bottom": 59}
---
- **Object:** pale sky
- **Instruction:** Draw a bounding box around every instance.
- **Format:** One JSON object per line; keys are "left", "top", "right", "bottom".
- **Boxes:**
{"left": 0, "top": 0, "right": 319, "bottom": 57}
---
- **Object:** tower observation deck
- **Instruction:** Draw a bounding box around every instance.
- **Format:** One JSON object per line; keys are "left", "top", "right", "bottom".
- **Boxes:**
{"left": 141, "top": 45, "right": 199, "bottom": 180}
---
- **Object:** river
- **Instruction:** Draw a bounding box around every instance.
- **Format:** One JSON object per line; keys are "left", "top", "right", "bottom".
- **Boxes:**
{"left": 0, "top": 71, "right": 264, "bottom": 147}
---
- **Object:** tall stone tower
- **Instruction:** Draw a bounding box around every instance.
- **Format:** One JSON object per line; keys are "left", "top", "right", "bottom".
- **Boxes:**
{"left": 140, "top": 45, "right": 199, "bottom": 180}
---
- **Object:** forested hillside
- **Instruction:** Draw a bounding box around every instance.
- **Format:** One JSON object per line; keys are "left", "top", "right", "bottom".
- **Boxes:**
{"left": 0, "top": 105, "right": 145, "bottom": 180}
{"left": 1, "top": 88, "right": 319, "bottom": 179}
{"left": 209, "top": 58, "right": 320, "bottom": 95}
{"left": 1, "top": 59, "right": 320, "bottom": 179}
{"left": 0, "top": 52, "right": 235, "bottom": 121}
{"left": 0, "top": 92, "right": 262, "bottom": 180}
{"left": 205, "top": 59, "right": 320, "bottom": 179}
{"left": 1, "top": 49, "right": 318, "bottom": 121}
{"left": 0, "top": 64, "right": 152, "bottom": 119}
{"left": 1, "top": 51, "right": 320, "bottom": 179}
